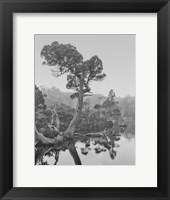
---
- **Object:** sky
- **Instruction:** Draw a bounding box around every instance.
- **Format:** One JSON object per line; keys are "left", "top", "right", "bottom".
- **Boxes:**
{"left": 35, "top": 34, "right": 135, "bottom": 97}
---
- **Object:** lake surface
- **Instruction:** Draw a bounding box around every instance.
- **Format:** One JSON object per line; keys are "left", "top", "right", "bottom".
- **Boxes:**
{"left": 42, "top": 133, "right": 135, "bottom": 165}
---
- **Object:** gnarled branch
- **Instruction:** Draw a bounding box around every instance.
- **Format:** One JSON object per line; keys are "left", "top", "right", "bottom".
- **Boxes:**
{"left": 35, "top": 126, "right": 63, "bottom": 145}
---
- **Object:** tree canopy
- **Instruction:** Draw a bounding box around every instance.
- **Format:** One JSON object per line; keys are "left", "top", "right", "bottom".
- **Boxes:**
{"left": 41, "top": 41, "right": 106, "bottom": 99}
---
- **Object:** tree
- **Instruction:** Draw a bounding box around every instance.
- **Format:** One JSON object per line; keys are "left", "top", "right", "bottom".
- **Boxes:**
{"left": 35, "top": 42, "right": 128, "bottom": 165}
{"left": 107, "top": 89, "right": 115, "bottom": 101}
{"left": 35, "top": 42, "right": 106, "bottom": 165}
{"left": 39, "top": 41, "right": 106, "bottom": 137}
{"left": 102, "top": 89, "right": 117, "bottom": 108}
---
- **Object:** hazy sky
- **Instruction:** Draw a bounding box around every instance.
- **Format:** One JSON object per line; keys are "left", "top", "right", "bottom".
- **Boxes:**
{"left": 35, "top": 34, "right": 135, "bottom": 97}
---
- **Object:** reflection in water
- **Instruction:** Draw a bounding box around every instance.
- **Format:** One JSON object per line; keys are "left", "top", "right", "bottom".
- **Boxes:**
{"left": 36, "top": 133, "right": 135, "bottom": 165}
{"left": 35, "top": 85, "right": 135, "bottom": 165}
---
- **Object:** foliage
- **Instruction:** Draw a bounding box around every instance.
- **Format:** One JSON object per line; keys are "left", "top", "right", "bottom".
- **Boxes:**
{"left": 35, "top": 86, "right": 126, "bottom": 137}
{"left": 35, "top": 85, "right": 58, "bottom": 138}
{"left": 41, "top": 41, "right": 106, "bottom": 99}
{"left": 35, "top": 85, "right": 46, "bottom": 111}
{"left": 76, "top": 89, "right": 126, "bottom": 134}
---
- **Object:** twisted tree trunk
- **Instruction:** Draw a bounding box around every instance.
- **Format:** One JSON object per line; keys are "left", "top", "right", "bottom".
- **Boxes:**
{"left": 65, "top": 76, "right": 84, "bottom": 135}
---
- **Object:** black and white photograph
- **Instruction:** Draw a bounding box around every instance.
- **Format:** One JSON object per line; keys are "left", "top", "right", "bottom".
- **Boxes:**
{"left": 35, "top": 34, "right": 135, "bottom": 165}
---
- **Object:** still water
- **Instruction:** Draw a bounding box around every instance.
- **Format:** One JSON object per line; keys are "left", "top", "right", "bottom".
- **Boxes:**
{"left": 42, "top": 133, "right": 135, "bottom": 165}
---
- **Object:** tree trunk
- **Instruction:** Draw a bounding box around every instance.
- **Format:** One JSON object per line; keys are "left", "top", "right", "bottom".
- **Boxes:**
{"left": 68, "top": 143, "right": 82, "bottom": 165}
{"left": 65, "top": 76, "right": 84, "bottom": 135}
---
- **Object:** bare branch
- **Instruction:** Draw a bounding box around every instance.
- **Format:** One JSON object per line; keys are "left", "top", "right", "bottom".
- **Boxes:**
{"left": 51, "top": 68, "right": 69, "bottom": 78}
{"left": 35, "top": 126, "right": 63, "bottom": 145}
{"left": 84, "top": 92, "right": 93, "bottom": 97}
{"left": 50, "top": 105, "right": 60, "bottom": 130}
{"left": 35, "top": 146, "right": 53, "bottom": 164}
{"left": 54, "top": 150, "right": 60, "bottom": 165}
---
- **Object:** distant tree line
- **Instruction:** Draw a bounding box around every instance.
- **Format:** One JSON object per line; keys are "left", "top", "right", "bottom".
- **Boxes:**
{"left": 35, "top": 86, "right": 126, "bottom": 137}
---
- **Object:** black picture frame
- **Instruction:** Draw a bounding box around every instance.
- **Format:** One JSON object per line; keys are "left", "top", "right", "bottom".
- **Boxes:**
{"left": 0, "top": 0, "right": 169, "bottom": 199}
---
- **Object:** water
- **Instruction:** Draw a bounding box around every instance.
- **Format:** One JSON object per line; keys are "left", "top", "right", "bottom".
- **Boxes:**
{"left": 42, "top": 133, "right": 135, "bottom": 165}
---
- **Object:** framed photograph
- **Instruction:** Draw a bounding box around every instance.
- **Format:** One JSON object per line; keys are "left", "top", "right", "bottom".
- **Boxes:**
{"left": 0, "top": 0, "right": 169, "bottom": 199}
